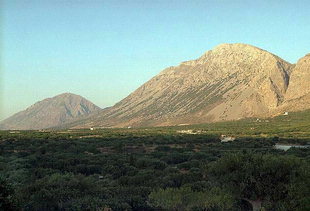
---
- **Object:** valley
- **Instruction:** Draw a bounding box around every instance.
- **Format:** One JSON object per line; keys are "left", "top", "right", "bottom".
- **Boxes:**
{"left": 2, "top": 1, "right": 310, "bottom": 210}
{"left": 1, "top": 109, "right": 309, "bottom": 210}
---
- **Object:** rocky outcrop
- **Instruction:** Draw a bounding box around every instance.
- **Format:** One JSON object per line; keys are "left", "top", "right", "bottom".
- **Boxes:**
{"left": 278, "top": 54, "right": 310, "bottom": 113}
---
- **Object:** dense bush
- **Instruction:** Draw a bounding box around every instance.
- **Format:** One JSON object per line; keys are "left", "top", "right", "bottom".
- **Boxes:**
{"left": 0, "top": 129, "right": 309, "bottom": 210}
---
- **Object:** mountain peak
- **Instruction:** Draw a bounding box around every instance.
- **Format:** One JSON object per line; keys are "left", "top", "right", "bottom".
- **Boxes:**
{"left": 180, "top": 43, "right": 267, "bottom": 67}
{"left": 209, "top": 43, "right": 271, "bottom": 57}
{"left": 57, "top": 92, "right": 76, "bottom": 96}
{"left": 54, "top": 92, "right": 81, "bottom": 99}
{"left": 285, "top": 52, "right": 310, "bottom": 103}
{"left": 0, "top": 93, "right": 101, "bottom": 130}
{"left": 4, "top": 44, "right": 309, "bottom": 130}
{"left": 297, "top": 53, "right": 310, "bottom": 63}
{"left": 68, "top": 44, "right": 298, "bottom": 128}
{"left": 180, "top": 43, "right": 289, "bottom": 71}
{"left": 213, "top": 43, "right": 261, "bottom": 50}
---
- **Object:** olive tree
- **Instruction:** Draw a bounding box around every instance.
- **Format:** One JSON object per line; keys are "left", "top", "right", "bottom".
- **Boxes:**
{"left": 208, "top": 153, "right": 309, "bottom": 211}
{"left": 148, "top": 186, "right": 233, "bottom": 210}
{"left": 0, "top": 175, "right": 17, "bottom": 211}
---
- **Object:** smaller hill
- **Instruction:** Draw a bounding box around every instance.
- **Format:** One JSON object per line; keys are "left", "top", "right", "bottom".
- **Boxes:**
{"left": 0, "top": 93, "right": 101, "bottom": 130}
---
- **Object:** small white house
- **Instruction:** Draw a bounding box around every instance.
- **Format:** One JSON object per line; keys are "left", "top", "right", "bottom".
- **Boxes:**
{"left": 90, "top": 127, "right": 94, "bottom": 131}
{"left": 220, "top": 135, "right": 236, "bottom": 142}
{"left": 9, "top": 131, "right": 20, "bottom": 134}
{"left": 283, "top": 112, "right": 289, "bottom": 116}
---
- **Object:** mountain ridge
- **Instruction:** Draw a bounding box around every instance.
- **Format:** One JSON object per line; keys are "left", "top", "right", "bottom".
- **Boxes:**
{"left": 72, "top": 43, "right": 309, "bottom": 128}
{"left": 3, "top": 43, "right": 310, "bottom": 130}
{"left": 68, "top": 43, "right": 302, "bottom": 128}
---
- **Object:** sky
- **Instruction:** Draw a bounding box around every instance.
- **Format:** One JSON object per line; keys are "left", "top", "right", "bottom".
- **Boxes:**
{"left": 1, "top": 0, "right": 310, "bottom": 120}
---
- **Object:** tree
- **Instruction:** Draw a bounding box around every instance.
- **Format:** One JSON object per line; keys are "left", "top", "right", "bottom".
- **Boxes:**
{"left": 208, "top": 152, "right": 309, "bottom": 211}
{"left": 148, "top": 186, "right": 233, "bottom": 210}
{"left": 20, "top": 173, "right": 101, "bottom": 210}
{"left": 0, "top": 175, "right": 17, "bottom": 211}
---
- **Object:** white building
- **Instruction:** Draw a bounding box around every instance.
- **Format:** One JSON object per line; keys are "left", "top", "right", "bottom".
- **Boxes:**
{"left": 220, "top": 135, "right": 236, "bottom": 142}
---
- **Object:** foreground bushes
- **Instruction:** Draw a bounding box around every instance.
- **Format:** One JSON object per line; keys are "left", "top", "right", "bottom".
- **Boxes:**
{"left": 0, "top": 134, "right": 309, "bottom": 210}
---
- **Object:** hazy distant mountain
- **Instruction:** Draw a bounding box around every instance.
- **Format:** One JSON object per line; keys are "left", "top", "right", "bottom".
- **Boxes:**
{"left": 69, "top": 43, "right": 309, "bottom": 128}
{"left": 0, "top": 93, "right": 101, "bottom": 130}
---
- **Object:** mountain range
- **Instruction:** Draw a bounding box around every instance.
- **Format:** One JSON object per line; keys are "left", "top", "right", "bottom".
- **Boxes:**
{"left": 1, "top": 43, "right": 309, "bottom": 130}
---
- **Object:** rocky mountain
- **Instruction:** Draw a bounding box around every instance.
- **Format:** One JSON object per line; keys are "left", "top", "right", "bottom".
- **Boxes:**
{"left": 0, "top": 93, "right": 101, "bottom": 130}
{"left": 4, "top": 43, "right": 309, "bottom": 130}
{"left": 68, "top": 43, "right": 309, "bottom": 128}
{"left": 280, "top": 54, "right": 310, "bottom": 112}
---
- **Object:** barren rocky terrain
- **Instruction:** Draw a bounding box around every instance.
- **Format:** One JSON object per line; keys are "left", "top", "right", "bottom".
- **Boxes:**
{"left": 70, "top": 43, "right": 309, "bottom": 128}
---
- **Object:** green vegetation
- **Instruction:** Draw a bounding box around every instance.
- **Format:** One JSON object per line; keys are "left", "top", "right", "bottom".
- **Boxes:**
{"left": 0, "top": 110, "right": 309, "bottom": 210}
{"left": 208, "top": 153, "right": 309, "bottom": 210}
{"left": 0, "top": 175, "right": 16, "bottom": 211}
{"left": 149, "top": 186, "right": 234, "bottom": 210}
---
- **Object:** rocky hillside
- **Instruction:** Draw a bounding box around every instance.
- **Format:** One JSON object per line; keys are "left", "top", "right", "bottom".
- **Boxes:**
{"left": 0, "top": 93, "right": 101, "bottom": 130}
{"left": 71, "top": 43, "right": 310, "bottom": 128}
{"left": 279, "top": 54, "right": 310, "bottom": 112}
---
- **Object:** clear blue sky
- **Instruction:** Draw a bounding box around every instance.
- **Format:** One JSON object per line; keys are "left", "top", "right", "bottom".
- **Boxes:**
{"left": 1, "top": 0, "right": 310, "bottom": 120}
